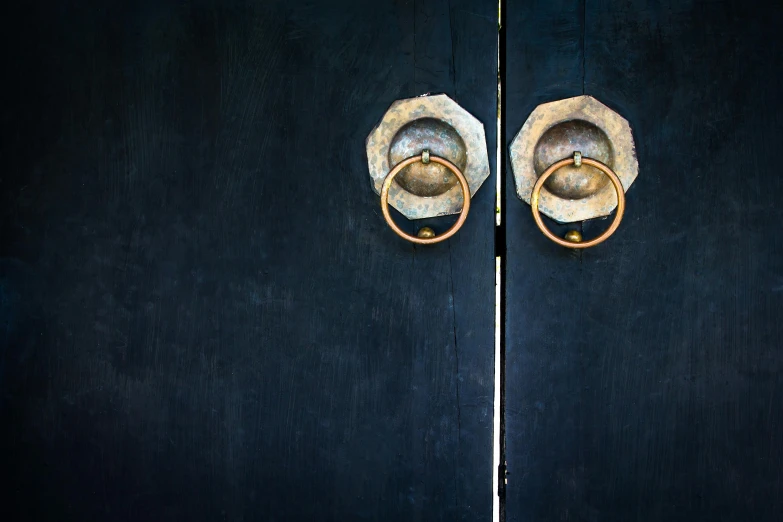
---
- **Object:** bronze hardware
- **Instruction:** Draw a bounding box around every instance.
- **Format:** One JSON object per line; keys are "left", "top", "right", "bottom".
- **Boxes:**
{"left": 366, "top": 94, "right": 489, "bottom": 243}
{"left": 510, "top": 96, "right": 638, "bottom": 224}
{"left": 563, "top": 229, "right": 583, "bottom": 244}
{"left": 380, "top": 152, "right": 470, "bottom": 245}
{"left": 531, "top": 153, "right": 626, "bottom": 249}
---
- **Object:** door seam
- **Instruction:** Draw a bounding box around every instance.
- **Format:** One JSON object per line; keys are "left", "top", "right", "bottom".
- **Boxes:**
{"left": 495, "top": 2, "right": 507, "bottom": 522}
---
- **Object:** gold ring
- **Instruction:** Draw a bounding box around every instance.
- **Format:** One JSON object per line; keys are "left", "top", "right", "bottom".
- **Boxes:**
{"left": 380, "top": 153, "right": 471, "bottom": 245}
{"left": 531, "top": 156, "right": 625, "bottom": 249}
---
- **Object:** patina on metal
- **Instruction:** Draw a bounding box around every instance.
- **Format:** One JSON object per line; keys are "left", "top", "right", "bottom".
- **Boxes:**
{"left": 510, "top": 95, "right": 638, "bottom": 223}
{"left": 380, "top": 152, "right": 470, "bottom": 245}
{"left": 366, "top": 94, "right": 490, "bottom": 220}
{"left": 531, "top": 154, "right": 626, "bottom": 249}
{"left": 389, "top": 118, "right": 467, "bottom": 197}
{"left": 534, "top": 121, "right": 613, "bottom": 199}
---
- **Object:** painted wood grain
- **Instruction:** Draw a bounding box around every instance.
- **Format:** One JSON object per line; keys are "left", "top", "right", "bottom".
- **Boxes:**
{"left": 0, "top": 1, "right": 497, "bottom": 520}
{"left": 504, "top": 1, "right": 783, "bottom": 520}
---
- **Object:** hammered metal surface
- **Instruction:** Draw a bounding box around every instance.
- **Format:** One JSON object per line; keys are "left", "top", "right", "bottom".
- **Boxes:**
{"left": 388, "top": 118, "right": 467, "bottom": 197}
{"left": 534, "top": 120, "right": 613, "bottom": 199}
{"left": 366, "top": 94, "right": 490, "bottom": 220}
{"left": 510, "top": 95, "right": 638, "bottom": 223}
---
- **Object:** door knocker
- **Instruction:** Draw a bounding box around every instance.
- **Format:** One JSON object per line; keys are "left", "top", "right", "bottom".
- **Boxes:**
{"left": 510, "top": 95, "right": 638, "bottom": 248}
{"left": 366, "top": 94, "right": 490, "bottom": 244}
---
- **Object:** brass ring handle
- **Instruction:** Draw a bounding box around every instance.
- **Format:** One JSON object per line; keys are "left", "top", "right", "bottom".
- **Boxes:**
{"left": 531, "top": 155, "right": 625, "bottom": 249}
{"left": 380, "top": 153, "right": 471, "bottom": 245}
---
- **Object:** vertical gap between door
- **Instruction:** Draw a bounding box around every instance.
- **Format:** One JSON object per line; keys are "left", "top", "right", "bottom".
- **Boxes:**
{"left": 494, "top": 1, "right": 507, "bottom": 522}
{"left": 578, "top": 0, "right": 587, "bottom": 247}
{"left": 493, "top": 256, "right": 502, "bottom": 522}
{"left": 581, "top": 0, "right": 586, "bottom": 95}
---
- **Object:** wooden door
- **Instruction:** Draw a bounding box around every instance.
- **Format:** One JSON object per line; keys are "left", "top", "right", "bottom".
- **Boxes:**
{"left": 503, "top": 1, "right": 783, "bottom": 520}
{"left": 0, "top": 1, "right": 497, "bottom": 520}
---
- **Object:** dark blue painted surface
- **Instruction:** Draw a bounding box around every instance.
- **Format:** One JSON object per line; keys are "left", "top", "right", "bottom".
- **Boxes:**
{"left": 505, "top": 1, "right": 783, "bottom": 521}
{"left": 0, "top": 1, "right": 497, "bottom": 520}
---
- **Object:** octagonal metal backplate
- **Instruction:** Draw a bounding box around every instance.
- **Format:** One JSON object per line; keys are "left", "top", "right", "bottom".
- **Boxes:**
{"left": 510, "top": 95, "right": 638, "bottom": 223}
{"left": 366, "top": 94, "right": 490, "bottom": 220}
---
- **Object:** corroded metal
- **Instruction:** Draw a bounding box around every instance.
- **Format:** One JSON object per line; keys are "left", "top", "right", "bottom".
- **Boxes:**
{"left": 531, "top": 155, "right": 626, "bottom": 249}
{"left": 367, "top": 94, "right": 490, "bottom": 220}
{"left": 535, "top": 120, "right": 612, "bottom": 199}
{"left": 389, "top": 118, "right": 466, "bottom": 197}
{"left": 380, "top": 153, "right": 470, "bottom": 245}
{"left": 510, "top": 95, "right": 638, "bottom": 223}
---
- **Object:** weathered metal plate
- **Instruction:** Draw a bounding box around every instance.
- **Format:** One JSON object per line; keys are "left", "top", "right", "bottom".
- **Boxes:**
{"left": 366, "top": 94, "right": 490, "bottom": 220}
{"left": 510, "top": 95, "right": 638, "bottom": 223}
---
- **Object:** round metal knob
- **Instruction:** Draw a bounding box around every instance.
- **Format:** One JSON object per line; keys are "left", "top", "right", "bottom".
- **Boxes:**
{"left": 533, "top": 120, "right": 613, "bottom": 199}
{"left": 388, "top": 118, "right": 467, "bottom": 197}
